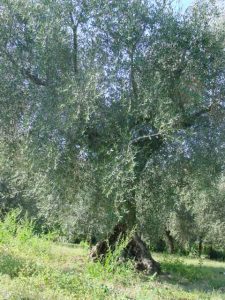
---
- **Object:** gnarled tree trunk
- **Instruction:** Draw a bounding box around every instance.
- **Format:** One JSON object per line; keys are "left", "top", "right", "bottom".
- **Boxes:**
{"left": 90, "top": 223, "right": 160, "bottom": 274}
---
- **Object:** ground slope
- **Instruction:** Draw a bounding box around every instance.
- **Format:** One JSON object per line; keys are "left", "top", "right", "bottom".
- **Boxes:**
{"left": 0, "top": 236, "right": 225, "bottom": 300}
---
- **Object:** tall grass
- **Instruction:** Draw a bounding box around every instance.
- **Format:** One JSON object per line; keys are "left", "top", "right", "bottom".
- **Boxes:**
{"left": 87, "top": 231, "right": 135, "bottom": 281}
{"left": 0, "top": 210, "right": 54, "bottom": 257}
{"left": 0, "top": 211, "right": 134, "bottom": 299}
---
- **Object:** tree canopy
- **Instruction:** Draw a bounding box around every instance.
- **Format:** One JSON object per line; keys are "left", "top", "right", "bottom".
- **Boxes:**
{"left": 0, "top": 0, "right": 225, "bottom": 269}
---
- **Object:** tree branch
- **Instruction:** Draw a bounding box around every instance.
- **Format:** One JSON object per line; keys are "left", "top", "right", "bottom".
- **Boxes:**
{"left": 69, "top": 12, "right": 79, "bottom": 75}
{"left": 131, "top": 133, "right": 162, "bottom": 144}
{"left": 23, "top": 68, "right": 47, "bottom": 86}
{"left": 131, "top": 102, "right": 223, "bottom": 144}
{"left": 4, "top": 51, "right": 47, "bottom": 86}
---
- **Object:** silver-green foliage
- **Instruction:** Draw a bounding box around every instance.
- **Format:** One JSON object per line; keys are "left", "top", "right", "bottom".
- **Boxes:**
{"left": 0, "top": 0, "right": 225, "bottom": 245}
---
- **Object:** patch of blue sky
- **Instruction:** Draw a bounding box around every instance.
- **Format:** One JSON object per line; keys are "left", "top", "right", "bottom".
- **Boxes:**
{"left": 173, "top": 0, "right": 194, "bottom": 11}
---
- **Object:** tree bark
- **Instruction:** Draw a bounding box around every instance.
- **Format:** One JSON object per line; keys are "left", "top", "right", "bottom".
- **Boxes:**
{"left": 90, "top": 40, "right": 162, "bottom": 275}
{"left": 72, "top": 24, "right": 78, "bottom": 75}
{"left": 125, "top": 232, "right": 161, "bottom": 274}
{"left": 90, "top": 223, "right": 160, "bottom": 274}
{"left": 198, "top": 238, "right": 203, "bottom": 257}
{"left": 69, "top": 12, "right": 78, "bottom": 75}
{"left": 165, "top": 230, "right": 175, "bottom": 254}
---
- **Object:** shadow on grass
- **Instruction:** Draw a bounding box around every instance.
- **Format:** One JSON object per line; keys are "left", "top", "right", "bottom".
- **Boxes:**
{"left": 158, "top": 257, "right": 225, "bottom": 293}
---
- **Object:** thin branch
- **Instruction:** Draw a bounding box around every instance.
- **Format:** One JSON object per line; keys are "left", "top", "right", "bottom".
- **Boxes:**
{"left": 130, "top": 49, "right": 138, "bottom": 101}
{"left": 69, "top": 11, "right": 79, "bottom": 75}
{"left": 4, "top": 51, "right": 47, "bottom": 86}
{"left": 177, "top": 104, "right": 213, "bottom": 128}
{"left": 23, "top": 68, "right": 47, "bottom": 86}
{"left": 69, "top": 11, "right": 78, "bottom": 28}
{"left": 131, "top": 101, "right": 224, "bottom": 144}
{"left": 131, "top": 133, "right": 163, "bottom": 144}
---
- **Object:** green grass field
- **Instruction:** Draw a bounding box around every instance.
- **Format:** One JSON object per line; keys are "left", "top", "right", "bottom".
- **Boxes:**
{"left": 0, "top": 214, "right": 225, "bottom": 299}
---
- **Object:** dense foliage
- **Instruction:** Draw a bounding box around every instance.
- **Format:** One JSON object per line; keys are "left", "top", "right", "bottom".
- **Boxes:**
{"left": 0, "top": 0, "right": 225, "bottom": 257}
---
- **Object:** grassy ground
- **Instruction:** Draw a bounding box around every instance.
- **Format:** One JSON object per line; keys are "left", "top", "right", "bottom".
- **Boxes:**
{"left": 0, "top": 214, "right": 225, "bottom": 299}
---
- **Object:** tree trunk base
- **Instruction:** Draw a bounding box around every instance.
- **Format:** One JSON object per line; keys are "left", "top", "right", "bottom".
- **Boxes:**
{"left": 90, "top": 223, "right": 160, "bottom": 275}
{"left": 125, "top": 233, "right": 160, "bottom": 274}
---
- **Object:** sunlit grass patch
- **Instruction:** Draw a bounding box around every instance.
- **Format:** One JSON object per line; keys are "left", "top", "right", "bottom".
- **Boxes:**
{"left": 0, "top": 212, "right": 225, "bottom": 299}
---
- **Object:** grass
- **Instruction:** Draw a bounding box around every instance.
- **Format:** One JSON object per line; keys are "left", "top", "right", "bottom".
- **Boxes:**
{"left": 0, "top": 212, "right": 225, "bottom": 299}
